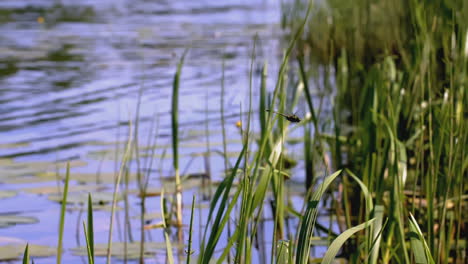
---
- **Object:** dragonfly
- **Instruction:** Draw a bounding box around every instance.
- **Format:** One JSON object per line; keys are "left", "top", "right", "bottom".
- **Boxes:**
{"left": 266, "top": 109, "right": 301, "bottom": 123}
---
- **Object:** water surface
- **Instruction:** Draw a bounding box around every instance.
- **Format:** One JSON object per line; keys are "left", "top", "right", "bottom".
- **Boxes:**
{"left": 0, "top": 0, "right": 288, "bottom": 262}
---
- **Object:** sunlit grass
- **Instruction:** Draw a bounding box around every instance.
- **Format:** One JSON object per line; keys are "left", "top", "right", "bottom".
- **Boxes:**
{"left": 284, "top": 0, "right": 467, "bottom": 263}
{"left": 15, "top": 0, "right": 466, "bottom": 263}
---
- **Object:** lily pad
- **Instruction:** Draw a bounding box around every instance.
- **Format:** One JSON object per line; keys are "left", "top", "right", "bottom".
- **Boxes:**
{"left": 1, "top": 160, "right": 87, "bottom": 183}
{"left": 35, "top": 171, "right": 138, "bottom": 184}
{"left": 68, "top": 204, "right": 123, "bottom": 212}
{"left": 135, "top": 188, "right": 163, "bottom": 198}
{"left": 0, "top": 190, "right": 16, "bottom": 200}
{"left": 0, "top": 158, "right": 13, "bottom": 166}
{"left": 0, "top": 142, "right": 29, "bottom": 149}
{"left": 3, "top": 175, "right": 58, "bottom": 184}
{"left": 48, "top": 192, "right": 121, "bottom": 205}
{"left": 0, "top": 243, "right": 55, "bottom": 260}
{"left": 71, "top": 241, "right": 184, "bottom": 259}
{"left": 130, "top": 178, "right": 210, "bottom": 196}
{"left": 22, "top": 184, "right": 107, "bottom": 195}
{"left": 5, "top": 159, "right": 86, "bottom": 171}
{"left": 0, "top": 215, "right": 38, "bottom": 228}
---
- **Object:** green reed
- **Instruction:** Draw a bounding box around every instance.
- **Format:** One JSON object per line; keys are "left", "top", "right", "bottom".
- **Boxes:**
{"left": 172, "top": 49, "right": 188, "bottom": 237}
{"left": 19, "top": 0, "right": 466, "bottom": 263}
{"left": 22, "top": 244, "right": 30, "bottom": 264}
{"left": 83, "top": 194, "right": 95, "bottom": 264}
{"left": 56, "top": 162, "right": 70, "bottom": 264}
{"left": 284, "top": 0, "right": 467, "bottom": 263}
{"left": 106, "top": 118, "right": 133, "bottom": 264}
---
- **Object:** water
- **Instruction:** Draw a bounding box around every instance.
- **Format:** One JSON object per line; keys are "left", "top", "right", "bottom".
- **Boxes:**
{"left": 0, "top": 0, "right": 290, "bottom": 262}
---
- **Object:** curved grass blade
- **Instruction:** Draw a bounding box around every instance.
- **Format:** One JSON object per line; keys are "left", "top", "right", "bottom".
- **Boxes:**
{"left": 409, "top": 213, "right": 435, "bottom": 264}
{"left": 296, "top": 170, "right": 342, "bottom": 264}
{"left": 321, "top": 218, "right": 376, "bottom": 264}
{"left": 346, "top": 169, "right": 373, "bottom": 214}
{"left": 346, "top": 169, "right": 378, "bottom": 261}
{"left": 369, "top": 205, "right": 384, "bottom": 264}
{"left": 199, "top": 144, "right": 246, "bottom": 263}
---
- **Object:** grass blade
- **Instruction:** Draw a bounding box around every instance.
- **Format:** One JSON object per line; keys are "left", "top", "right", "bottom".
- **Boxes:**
{"left": 84, "top": 193, "right": 94, "bottom": 264}
{"left": 409, "top": 213, "right": 435, "bottom": 264}
{"left": 56, "top": 162, "right": 70, "bottom": 264}
{"left": 172, "top": 49, "right": 189, "bottom": 236}
{"left": 83, "top": 222, "right": 92, "bottom": 264}
{"left": 369, "top": 205, "right": 384, "bottom": 264}
{"left": 199, "top": 144, "right": 247, "bottom": 263}
{"left": 22, "top": 244, "right": 29, "bottom": 264}
{"left": 161, "top": 191, "right": 174, "bottom": 264}
{"left": 276, "top": 240, "right": 289, "bottom": 264}
{"left": 346, "top": 169, "right": 373, "bottom": 215}
{"left": 321, "top": 218, "right": 376, "bottom": 264}
{"left": 106, "top": 119, "right": 133, "bottom": 264}
{"left": 186, "top": 195, "right": 196, "bottom": 264}
{"left": 296, "top": 170, "right": 342, "bottom": 264}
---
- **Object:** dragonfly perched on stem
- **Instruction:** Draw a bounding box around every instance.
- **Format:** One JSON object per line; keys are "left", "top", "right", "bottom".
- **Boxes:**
{"left": 266, "top": 109, "right": 301, "bottom": 123}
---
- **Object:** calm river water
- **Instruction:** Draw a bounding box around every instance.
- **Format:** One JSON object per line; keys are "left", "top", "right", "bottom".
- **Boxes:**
{"left": 0, "top": 0, "right": 291, "bottom": 263}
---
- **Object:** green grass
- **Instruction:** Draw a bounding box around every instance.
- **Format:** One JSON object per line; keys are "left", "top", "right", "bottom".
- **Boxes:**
{"left": 56, "top": 163, "right": 70, "bottom": 264}
{"left": 19, "top": 0, "right": 466, "bottom": 263}
{"left": 22, "top": 244, "right": 30, "bottom": 264}
{"left": 172, "top": 49, "right": 189, "bottom": 239}
{"left": 83, "top": 194, "right": 95, "bottom": 264}
{"left": 284, "top": 0, "right": 467, "bottom": 263}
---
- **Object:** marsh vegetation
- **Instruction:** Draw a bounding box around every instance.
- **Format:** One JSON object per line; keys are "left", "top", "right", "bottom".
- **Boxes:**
{"left": 0, "top": 0, "right": 466, "bottom": 263}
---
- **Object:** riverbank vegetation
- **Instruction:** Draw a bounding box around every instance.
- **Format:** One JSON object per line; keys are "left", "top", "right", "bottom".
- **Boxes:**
{"left": 17, "top": 0, "right": 467, "bottom": 263}
{"left": 283, "top": 0, "right": 467, "bottom": 263}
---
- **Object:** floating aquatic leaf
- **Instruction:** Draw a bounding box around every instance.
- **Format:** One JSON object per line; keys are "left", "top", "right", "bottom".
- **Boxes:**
{"left": 48, "top": 192, "right": 121, "bottom": 205}
{"left": 162, "top": 178, "right": 204, "bottom": 190}
{"left": 0, "top": 168, "right": 39, "bottom": 181}
{"left": 68, "top": 204, "right": 123, "bottom": 212}
{"left": 130, "top": 187, "right": 165, "bottom": 197}
{"left": 3, "top": 175, "right": 57, "bottom": 184}
{"left": 0, "top": 244, "right": 55, "bottom": 260}
{"left": 22, "top": 184, "right": 106, "bottom": 195}
{"left": 189, "top": 151, "right": 241, "bottom": 158}
{"left": 160, "top": 172, "right": 210, "bottom": 182}
{"left": 0, "top": 245, "right": 21, "bottom": 260}
{"left": 0, "top": 215, "right": 38, "bottom": 228}
{"left": 0, "top": 190, "right": 16, "bottom": 200}
{"left": 5, "top": 160, "right": 86, "bottom": 170}
{"left": 0, "top": 158, "right": 13, "bottom": 166}
{"left": 70, "top": 241, "right": 185, "bottom": 259}
{"left": 193, "top": 202, "right": 210, "bottom": 209}
{"left": 182, "top": 128, "right": 222, "bottom": 138}
{"left": 0, "top": 160, "right": 87, "bottom": 183}
{"left": 36, "top": 171, "right": 137, "bottom": 184}
{"left": 88, "top": 139, "right": 243, "bottom": 160}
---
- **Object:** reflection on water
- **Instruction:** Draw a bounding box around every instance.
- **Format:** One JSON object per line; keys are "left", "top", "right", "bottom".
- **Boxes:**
{"left": 0, "top": 0, "right": 281, "bottom": 159}
{"left": 0, "top": 0, "right": 285, "bottom": 262}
